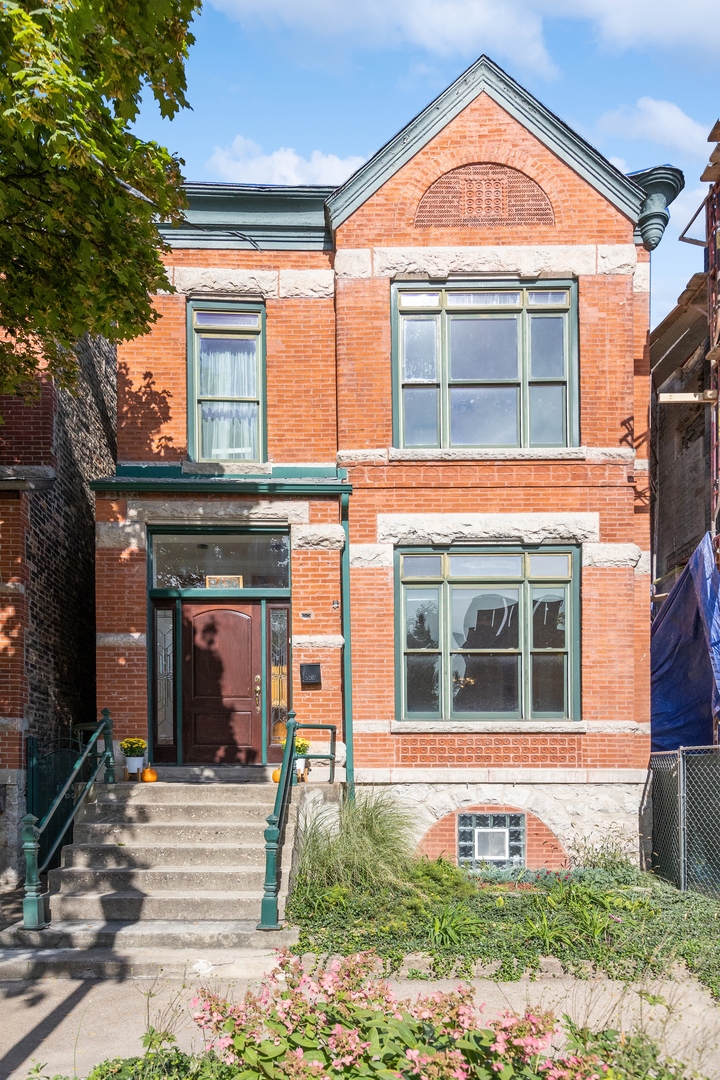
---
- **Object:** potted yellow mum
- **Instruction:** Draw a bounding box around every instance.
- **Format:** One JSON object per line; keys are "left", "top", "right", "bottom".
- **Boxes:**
{"left": 120, "top": 737, "right": 146, "bottom": 777}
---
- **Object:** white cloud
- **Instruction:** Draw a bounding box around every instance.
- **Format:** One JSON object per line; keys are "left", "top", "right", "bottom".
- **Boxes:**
{"left": 565, "top": 0, "right": 717, "bottom": 54}
{"left": 209, "top": 0, "right": 557, "bottom": 76}
{"left": 598, "top": 97, "right": 709, "bottom": 159}
{"left": 609, "top": 155, "right": 627, "bottom": 172}
{"left": 206, "top": 135, "right": 366, "bottom": 185}
{"left": 210, "top": 0, "right": 719, "bottom": 76}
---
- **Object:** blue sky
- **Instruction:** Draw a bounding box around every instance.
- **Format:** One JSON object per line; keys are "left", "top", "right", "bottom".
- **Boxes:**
{"left": 134, "top": 0, "right": 718, "bottom": 326}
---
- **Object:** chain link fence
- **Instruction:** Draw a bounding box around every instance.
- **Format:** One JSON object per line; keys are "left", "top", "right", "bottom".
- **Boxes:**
{"left": 650, "top": 746, "right": 720, "bottom": 898}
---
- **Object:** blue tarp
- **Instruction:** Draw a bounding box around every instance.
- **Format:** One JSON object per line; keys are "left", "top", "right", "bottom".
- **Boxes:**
{"left": 651, "top": 532, "right": 720, "bottom": 750}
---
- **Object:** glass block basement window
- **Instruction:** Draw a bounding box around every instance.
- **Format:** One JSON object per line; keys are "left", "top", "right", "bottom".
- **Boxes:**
{"left": 458, "top": 812, "right": 525, "bottom": 871}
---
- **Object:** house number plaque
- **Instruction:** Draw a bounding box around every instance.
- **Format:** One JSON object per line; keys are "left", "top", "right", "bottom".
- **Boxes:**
{"left": 205, "top": 575, "right": 243, "bottom": 588}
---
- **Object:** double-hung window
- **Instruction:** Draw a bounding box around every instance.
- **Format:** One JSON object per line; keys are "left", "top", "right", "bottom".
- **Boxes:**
{"left": 399, "top": 549, "right": 579, "bottom": 721}
{"left": 189, "top": 303, "right": 265, "bottom": 462}
{"left": 394, "top": 283, "right": 577, "bottom": 449}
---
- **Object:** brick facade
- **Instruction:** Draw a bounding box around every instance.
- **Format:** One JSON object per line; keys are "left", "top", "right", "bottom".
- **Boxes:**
{"left": 91, "top": 60, "right": 678, "bottom": 867}
{"left": 0, "top": 337, "right": 116, "bottom": 883}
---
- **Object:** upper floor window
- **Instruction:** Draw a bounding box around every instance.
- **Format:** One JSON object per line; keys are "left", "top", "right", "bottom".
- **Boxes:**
{"left": 393, "top": 283, "right": 577, "bottom": 449}
{"left": 189, "top": 303, "right": 265, "bottom": 462}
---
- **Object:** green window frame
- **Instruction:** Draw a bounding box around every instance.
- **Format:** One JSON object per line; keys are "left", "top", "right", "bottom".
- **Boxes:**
{"left": 391, "top": 281, "right": 579, "bottom": 449}
{"left": 187, "top": 300, "right": 266, "bottom": 463}
{"left": 146, "top": 526, "right": 292, "bottom": 766}
{"left": 395, "top": 546, "right": 581, "bottom": 722}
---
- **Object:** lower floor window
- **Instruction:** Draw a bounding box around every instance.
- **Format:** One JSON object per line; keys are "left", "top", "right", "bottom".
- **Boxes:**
{"left": 458, "top": 812, "right": 525, "bottom": 871}
{"left": 400, "top": 548, "right": 576, "bottom": 720}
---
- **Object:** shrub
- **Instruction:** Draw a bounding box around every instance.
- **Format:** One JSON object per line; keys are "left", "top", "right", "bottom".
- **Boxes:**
{"left": 190, "top": 951, "right": 682, "bottom": 1079}
{"left": 567, "top": 827, "right": 638, "bottom": 881}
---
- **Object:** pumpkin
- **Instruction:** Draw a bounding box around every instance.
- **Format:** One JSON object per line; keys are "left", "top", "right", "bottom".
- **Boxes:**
{"left": 141, "top": 766, "right": 158, "bottom": 782}
{"left": 271, "top": 768, "right": 281, "bottom": 783}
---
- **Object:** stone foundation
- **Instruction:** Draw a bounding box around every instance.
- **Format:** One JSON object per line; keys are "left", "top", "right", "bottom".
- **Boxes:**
{"left": 355, "top": 777, "right": 650, "bottom": 868}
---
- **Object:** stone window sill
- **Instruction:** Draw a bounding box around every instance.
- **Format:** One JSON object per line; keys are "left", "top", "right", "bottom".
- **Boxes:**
{"left": 391, "top": 721, "right": 588, "bottom": 734}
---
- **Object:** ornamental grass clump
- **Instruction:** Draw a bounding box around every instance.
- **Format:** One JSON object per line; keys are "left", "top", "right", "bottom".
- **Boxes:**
{"left": 293, "top": 790, "right": 416, "bottom": 899}
{"left": 190, "top": 951, "right": 641, "bottom": 1079}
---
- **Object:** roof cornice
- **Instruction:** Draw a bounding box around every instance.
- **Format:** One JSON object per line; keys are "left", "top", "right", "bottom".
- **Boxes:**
{"left": 90, "top": 476, "right": 352, "bottom": 496}
{"left": 629, "top": 166, "right": 685, "bottom": 250}
{"left": 325, "top": 55, "right": 655, "bottom": 231}
{"left": 159, "top": 183, "right": 335, "bottom": 250}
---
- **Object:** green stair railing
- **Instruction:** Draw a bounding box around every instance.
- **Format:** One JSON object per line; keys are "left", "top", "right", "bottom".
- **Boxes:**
{"left": 257, "top": 712, "right": 337, "bottom": 930}
{"left": 22, "top": 709, "right": 115, "bottom": 930}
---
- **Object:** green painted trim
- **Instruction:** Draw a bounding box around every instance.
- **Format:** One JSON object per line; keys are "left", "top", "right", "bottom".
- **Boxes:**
{"left": 393, "top": 547, "right": 404, "bottom": 726}
{"left": 148, "top": 523, "right": 289, "bottom": 535}
{"left": 160, "top": 225, "right": 333, "bottom": 251}
{"left": 270, "top": 465, "right": 339, "bottom": 478}
{"left": 186, "top": 299, "right": 266, "bottom": 464}
{"left": 570, "top": 546, "right": 582, "bottom": 722}
{"left": 340, "top": 493, "right": 354, "bottom": 793}
{"left": 392, "top": 280, "right": 578, "bottom": 449}
{"left": 629, "top": 166, "right": 685, "bottom": 250}
{"left": 394, "top": 543, "right": 582, "bottom": 723}
{"left": 91, "top": 478, "right": 352, "bottom": 495}
{"left": 261, "top": 600, "right": 267, "bottom": 765}
{"left": 146, "top": 574, "right": 154, "bottom": 756}
{"left": 186, "top": 299, "right": 195, "bottom": 464}
{"left": 150, "top": 589, "right": 290, "bottom": 600}
{"left": 391, "top": 292, "right": 401, "bottom": 449}
{"left": 327, "top": 55, "right": 649, "bottom": 230}
{"left": 175, "top": 597, "right": 183, "bottom": 765}
{"left": 117, "top": 464, "right": 183, "bottom": 478}
{"left": 159, "top": 183, "right": 334, "bottom": 251}
{"left": 568, "top": 280, "right": 580, "bottom": 446}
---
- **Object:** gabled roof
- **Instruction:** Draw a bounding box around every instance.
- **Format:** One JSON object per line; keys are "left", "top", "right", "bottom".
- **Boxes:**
{"left": 325, "top": 55, "right": 671, "bottom": 233}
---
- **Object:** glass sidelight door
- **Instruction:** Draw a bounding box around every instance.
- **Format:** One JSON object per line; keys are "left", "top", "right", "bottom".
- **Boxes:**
{"left": 150, "top": 599, "right": 290, "bottom": 765}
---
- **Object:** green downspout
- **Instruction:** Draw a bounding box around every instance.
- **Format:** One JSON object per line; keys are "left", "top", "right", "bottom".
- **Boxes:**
{"left": 340, "top": 492, "right": 354, "bottom": 795}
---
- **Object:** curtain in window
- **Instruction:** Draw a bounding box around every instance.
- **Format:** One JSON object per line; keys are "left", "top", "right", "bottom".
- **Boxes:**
{"left": 200, "top": 401, "right": 258, "bottom": 460}
{"left": 199, "top": 337, "right": 257, "bottom": 397}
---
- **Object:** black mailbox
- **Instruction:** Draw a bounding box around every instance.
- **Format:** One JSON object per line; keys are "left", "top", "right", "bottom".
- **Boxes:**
{"left": 300, "top": 663, "right": 322, "bottom": 686}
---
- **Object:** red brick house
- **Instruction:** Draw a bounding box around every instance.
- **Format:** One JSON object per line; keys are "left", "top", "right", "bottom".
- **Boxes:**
{"left": 92, "top": 57, "right": 682, "bottom": 871}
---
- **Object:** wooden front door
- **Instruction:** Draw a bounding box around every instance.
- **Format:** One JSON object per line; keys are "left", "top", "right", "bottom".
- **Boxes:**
{"left": 182, "top": 601, "right": 262, "bottom": 763}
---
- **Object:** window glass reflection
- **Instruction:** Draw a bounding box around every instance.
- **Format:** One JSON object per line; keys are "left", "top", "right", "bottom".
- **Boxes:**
{"left": 153, "top": 533, "right": 289, "bottom": 589}
{"left": 452, "top": 587, "right": 519, "bottom": 650}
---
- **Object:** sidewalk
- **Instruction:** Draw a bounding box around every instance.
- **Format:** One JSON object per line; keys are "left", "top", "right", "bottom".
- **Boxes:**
{"left": 3, "top": 961, "right": 720, "bottom": 1080}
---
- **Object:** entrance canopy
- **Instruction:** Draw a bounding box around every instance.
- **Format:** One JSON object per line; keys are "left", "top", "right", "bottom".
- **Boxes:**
{"left": 651, "top": 532, "right": 720, "bottom": 750}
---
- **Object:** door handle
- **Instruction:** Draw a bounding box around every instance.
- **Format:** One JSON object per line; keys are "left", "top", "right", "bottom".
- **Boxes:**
{"left": 254, "top": 674, "right": 261, "bottom": 712}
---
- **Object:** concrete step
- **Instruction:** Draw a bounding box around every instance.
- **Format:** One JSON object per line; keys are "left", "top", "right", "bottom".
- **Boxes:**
{"left": 0, "top": 945, "right": 293, "bottom": 980}
{"left": 88, "top": 802, "right": 276, "bottom": 824}
{"left": 51, "top": 890, "right": 265, "bottom": 921}
{"left": 152, "top": 766, "right": 277, "bottom": 783}
{"left": 73, "top": 821, "right": 285, "bottom": 845}
{"left": 49, "top": 866, "right": 267, "bottom": 893}
{"left": 62, "top": 842, "right": 269, "bottom": 869}
{"left": 98, "top": 781, "right": 278, "bottom": 805}
{"left": 0, "top": 919, "right": 297, "bottom": 952}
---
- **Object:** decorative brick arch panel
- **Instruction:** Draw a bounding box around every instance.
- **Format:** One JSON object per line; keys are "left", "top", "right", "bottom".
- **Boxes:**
{"left": 415, "top": 164, "right": 555, "bottom": 230}
{"left": 417, "top": 803, "right": 568, "bottom": 870}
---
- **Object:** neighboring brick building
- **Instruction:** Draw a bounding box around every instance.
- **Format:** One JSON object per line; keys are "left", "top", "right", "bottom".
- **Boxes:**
{"left": 0, "top": 339, "right": 116, "bottom": 883}
{"left": 93, "top": 57, "right": 682, "bottom": 869}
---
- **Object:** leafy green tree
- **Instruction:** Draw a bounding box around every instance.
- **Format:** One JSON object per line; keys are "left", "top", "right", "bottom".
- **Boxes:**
{"left": 0, "top": 0, "right": 199, "bottom": 395}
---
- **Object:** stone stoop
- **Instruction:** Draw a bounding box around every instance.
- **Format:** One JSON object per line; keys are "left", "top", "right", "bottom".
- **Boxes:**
{"left": 0, "top": 778, "right": 299, "bottom": 977}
